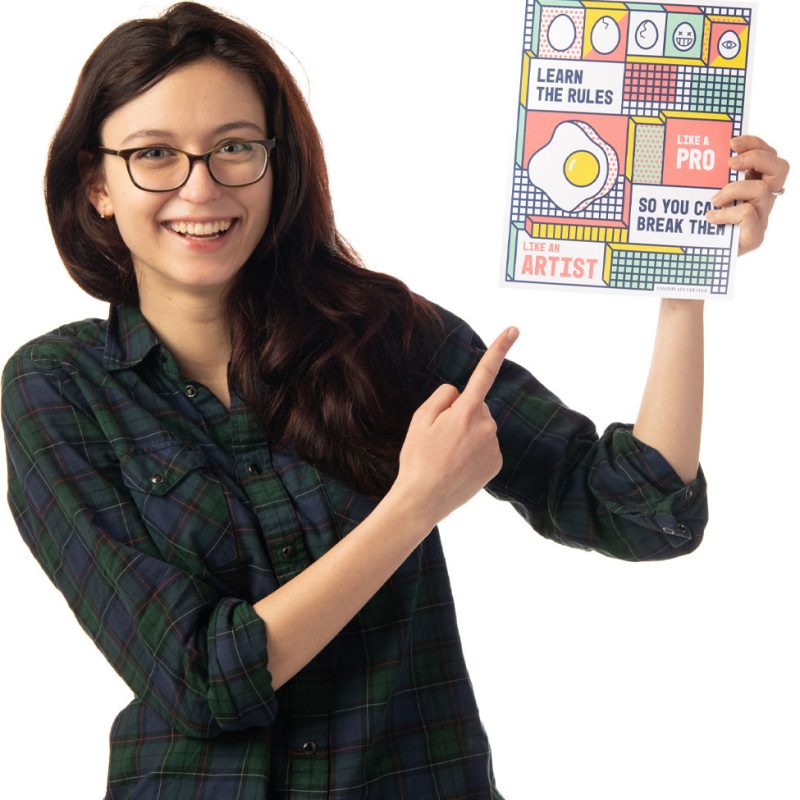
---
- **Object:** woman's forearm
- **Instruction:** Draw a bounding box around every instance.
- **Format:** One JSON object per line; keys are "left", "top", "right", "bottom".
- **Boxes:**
{"left": 252, "top": 484, "right": 434, "bottom": 690}
{"left": 253, "top": 327, "right": 518, "bottom": 690}
{"left": 632, "top": 298, "right": 704, "bottom": 484}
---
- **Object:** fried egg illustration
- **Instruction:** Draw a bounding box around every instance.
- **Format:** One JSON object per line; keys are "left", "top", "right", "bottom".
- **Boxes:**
{"left": 718, "top": 30, "right": 741, "bottom": 59}
{"left": 673, "top": 22, "right": 696, "bottom": 51}
{"left": 527, "top": 121, "right": 619, "bottom": 212}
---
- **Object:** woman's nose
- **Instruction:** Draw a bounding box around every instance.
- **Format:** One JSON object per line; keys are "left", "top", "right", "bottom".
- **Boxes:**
{"left": 177, "top": 158, "right": 223, "bottom": 204}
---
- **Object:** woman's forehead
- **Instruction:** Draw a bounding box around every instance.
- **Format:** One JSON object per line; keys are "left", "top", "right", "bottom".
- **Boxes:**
{"left": 101, "top": 59, "right": 268, "bottom": 145}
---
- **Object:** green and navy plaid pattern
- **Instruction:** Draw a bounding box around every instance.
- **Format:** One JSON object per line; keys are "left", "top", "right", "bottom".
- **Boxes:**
{"left": 2, "top": 302, "right": 707, "bottom": 799}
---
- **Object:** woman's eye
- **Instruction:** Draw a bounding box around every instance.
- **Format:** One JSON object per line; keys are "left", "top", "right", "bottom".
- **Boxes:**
{"left": 220, "top": 142, "right": 252, "bottom": 154}
{"left": 135, "top": 147, "right": 176, "bottom": 160}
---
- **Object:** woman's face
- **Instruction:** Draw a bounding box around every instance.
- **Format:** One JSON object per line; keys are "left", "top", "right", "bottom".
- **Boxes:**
{"left": 89, "top": 58, "right": 273, "bottom": 303}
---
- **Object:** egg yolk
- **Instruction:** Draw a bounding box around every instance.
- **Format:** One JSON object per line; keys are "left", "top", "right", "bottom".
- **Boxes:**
{"left": 564, "top": 150, "right": 600, "bottom": 187}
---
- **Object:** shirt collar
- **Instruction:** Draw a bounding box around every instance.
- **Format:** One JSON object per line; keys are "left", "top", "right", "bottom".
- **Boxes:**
{"left": 103, "top": 303, "right": 162, "bottom": 371}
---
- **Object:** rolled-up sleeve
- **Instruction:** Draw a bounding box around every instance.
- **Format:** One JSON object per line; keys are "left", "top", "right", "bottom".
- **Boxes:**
{"left": 2, "top": 350, "right": 278, "bottom": 738}
{"left": 430, "top": 306, "right": 708, "bottom": 561}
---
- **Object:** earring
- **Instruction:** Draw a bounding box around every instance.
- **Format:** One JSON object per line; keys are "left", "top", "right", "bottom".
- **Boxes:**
{"left": 99, "top": 208, "right": 113, "bottom": 219}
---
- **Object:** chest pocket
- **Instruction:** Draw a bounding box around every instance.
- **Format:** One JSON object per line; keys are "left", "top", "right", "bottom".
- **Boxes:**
{"left": 120, "top": 443, "right": 239, "bottom": 576}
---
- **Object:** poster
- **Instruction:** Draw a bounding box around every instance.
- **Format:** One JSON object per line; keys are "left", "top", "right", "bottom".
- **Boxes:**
{"left": 505, "top": 0, "right": 754, "bottom": 297}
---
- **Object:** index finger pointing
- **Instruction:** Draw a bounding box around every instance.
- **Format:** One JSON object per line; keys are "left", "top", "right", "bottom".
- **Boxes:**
{"left": 459, "top": 327, "right": 519, "bottom": 405}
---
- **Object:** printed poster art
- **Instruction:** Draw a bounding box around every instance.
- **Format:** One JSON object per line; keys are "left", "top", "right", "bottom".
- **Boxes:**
{"left": 505, "top": 1, "right": 754, "bottom": 297}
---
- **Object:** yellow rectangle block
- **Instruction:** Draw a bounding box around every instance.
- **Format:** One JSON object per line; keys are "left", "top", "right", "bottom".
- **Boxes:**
{"left": 627, "top": 57, "right": 706, "bottom": 67}
{"left": 582, "top": 1, "right": 628, "bottom": 8}
{"left": 661, "top": 110, "right": 732, "bottom": 122}
{"left": 603, "top": 246, "right": 613, "bottom": 284}
{"left": 708, "top": 15, "right": 747, "bottom": 24}
{"left": 607, "top": 244, "right": 683, "bottom": 254}
{"left": 528, "top": 224, "right": 628, "bottom": 243}
{"left": 521, "top": 51, "right": 534, "bottom": 105}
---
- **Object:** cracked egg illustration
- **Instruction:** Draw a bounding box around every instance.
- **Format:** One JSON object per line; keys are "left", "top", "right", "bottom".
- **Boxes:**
{"left": 527, "top": 121, "right": 619, "bottom": 212}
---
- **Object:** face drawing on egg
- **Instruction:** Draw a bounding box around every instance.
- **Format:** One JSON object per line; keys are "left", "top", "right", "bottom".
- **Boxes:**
{"left": 718, "top": 30, "right": 741, "bottom": 59}
{"left": 673, "top": 22, "right": 696, "bottom": 51}
{"left": 527, "top": 121, "right": 619, "bottom": 213}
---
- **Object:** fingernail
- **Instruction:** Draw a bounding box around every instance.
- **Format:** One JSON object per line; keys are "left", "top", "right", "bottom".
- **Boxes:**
{"left": 507, "top": 327, "right": 519, "bottom": 342}
{"left": 710, "top": 192, "right": 721, "bottom": 205}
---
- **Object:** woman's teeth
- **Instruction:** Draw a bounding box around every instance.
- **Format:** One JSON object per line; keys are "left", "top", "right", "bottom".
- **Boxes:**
{"left": 167, "top": 219, "right": 233, "bottom": 238}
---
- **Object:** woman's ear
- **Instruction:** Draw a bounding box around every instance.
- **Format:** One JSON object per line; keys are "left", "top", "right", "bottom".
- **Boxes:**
{"left": 79, "top": 150, "right": 114, "bottom": 219}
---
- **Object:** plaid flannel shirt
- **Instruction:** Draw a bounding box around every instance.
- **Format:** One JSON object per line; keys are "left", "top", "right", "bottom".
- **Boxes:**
{"left": 2, "top": 301, "right": 707, "bottom": 799}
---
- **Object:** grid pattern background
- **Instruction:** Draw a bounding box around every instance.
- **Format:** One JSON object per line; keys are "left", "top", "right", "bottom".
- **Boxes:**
{"left": 511, "top": 167, "right": 627, "bottom": 224}
{"left": 688, "top": 68, "right": 746, "bottom": 117}
{"left": 606, "top": 247, "right": 730, "bottom": 292}
{"left": 621, "top": 65, "right": 745, "bottom": 135}
{"left": 703, "top": 6, "right": 752, "bottom": 18}
{"left": 624, "top": 63, "right": 678, "bottom": 109}
{"left": 523, "top": 0, "right": 535, "bottom": 51}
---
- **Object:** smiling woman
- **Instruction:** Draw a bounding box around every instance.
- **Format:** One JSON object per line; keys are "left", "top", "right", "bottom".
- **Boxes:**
{"left": 1, "top": 2, "right": 791, "bottom": 800}
{"left": 88, "top": 60, "right": 274, "bottom": 307}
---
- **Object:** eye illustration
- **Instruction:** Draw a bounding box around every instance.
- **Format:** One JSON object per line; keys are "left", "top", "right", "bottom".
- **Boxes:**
{"left": 547, "top": 13, "right": 577, "bottom": 51}
{"left": 634, "top": 19, "right": 659, "bottom": 50}
{"left": 527, "top": 121, "right": 620, "bottom": 213}
{"left": 591, "top": 16, "right": 621, "bottom": 54}
{"left": 718, "top": 30, "right": 741, "bottom": 59}
{"left": 673, "top": 22, "right": 696, "bottom": 51}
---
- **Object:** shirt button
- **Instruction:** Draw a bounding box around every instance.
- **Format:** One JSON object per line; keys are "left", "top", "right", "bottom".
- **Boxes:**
{"left": 150, "top": 473, "right": 165, "bottom": 485}
{"left": 247, "top": 463, "right": 261, "bottom": 475}
{"left": 301, "top": 740, "right": 317, "bottom": 755}
{"left": 282, "top": 545, "right": 295, "bottom": 559}
{"left": 184, "top": 384, "right": 198, "bottom": 398}
{"left": 686, "top": 488, "right": 694, "bottom": 500}
{"left": 677, "top": 523, "right": 689, "bottom": 534}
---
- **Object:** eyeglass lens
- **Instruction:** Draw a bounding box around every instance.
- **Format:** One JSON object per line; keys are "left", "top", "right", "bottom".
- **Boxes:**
{"left": 128, "top": 143, "right": 268, "bottom": 190}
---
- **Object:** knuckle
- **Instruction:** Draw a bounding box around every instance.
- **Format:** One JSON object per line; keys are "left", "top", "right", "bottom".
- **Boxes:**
{"left": 739, "top": 203, "right": 756, "bottom": 220}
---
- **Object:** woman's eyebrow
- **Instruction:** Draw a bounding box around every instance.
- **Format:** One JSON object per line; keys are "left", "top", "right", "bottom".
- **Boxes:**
{"left": 119, "top": 121, "right": 266, "bottom": 147}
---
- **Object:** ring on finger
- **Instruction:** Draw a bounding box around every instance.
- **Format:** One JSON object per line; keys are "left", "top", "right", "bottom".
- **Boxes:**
{"left": 771, "top": 188, "right": 785, "bottom": 197}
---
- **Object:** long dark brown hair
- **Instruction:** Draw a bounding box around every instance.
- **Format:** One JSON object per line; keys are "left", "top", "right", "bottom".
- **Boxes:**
{"left": 46, "top": 1, "right": 443, "bottom": 497}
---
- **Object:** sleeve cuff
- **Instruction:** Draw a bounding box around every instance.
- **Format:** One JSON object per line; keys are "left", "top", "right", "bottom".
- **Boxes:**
{"left": 590, "top": 423, "right": 708, "bottom": 549}
{"left": 206, "top": 598, "right": 278, "bottom": 731}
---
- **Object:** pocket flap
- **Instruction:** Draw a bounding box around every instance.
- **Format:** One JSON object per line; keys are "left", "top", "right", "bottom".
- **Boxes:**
{"left": 120, "top": 443, "right": 209, "bottom": 495}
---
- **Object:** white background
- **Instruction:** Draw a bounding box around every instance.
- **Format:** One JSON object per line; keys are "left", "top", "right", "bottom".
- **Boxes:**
{"left": 1, "top": 1, "right": 797, "bottom": 798}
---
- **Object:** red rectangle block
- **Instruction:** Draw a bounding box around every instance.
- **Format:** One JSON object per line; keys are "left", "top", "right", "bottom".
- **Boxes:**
{"left": 661, "top": 114, "right": 733, "bottom": 190}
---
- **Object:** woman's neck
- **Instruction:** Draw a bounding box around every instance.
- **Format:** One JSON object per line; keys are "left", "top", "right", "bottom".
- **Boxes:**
{"left": 139, "top": 291, "right": 233, "bottom": 408}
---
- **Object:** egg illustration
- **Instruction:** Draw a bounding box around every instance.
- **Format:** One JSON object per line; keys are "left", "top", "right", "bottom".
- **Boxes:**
{"left": 635, "top": 19, "right": 659, "bottom": 50}
{"left": 673, "top": 22, "right": 696, "bottom": 51}
{"left": 547, "top": 13, "right": 577, "bottom": 51}
{"left": 527, "top": 121, "right": 619, "bottom": 212}
{"left": 718, "top": 30, "right": 741, "bottom": 59}
{"left": 591, "top": 16, "right": 621, "bottom": 55}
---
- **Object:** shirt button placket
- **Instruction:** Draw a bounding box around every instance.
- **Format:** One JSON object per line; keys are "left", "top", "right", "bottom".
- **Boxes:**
{"left": 239, "top": 454, "right": 306, "bottom": 584}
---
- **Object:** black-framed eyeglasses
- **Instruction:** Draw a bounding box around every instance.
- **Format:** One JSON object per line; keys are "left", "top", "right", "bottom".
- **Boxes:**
{"left": 96, "top": 138, "right": 277, "bottom": 192}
